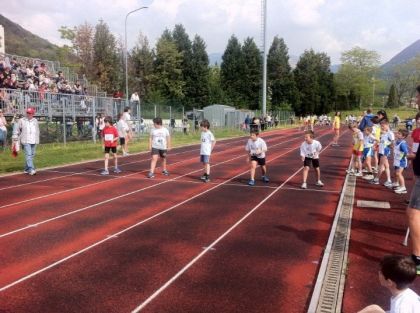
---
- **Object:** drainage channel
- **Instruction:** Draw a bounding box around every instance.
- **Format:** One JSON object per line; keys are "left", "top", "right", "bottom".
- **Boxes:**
{"left": 307, "top": 173, "right": 356, "bottom": 313}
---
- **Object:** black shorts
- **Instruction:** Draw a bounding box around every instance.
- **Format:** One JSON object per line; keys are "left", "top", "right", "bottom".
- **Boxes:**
{"left": 105, "top": 147, "right": 117, "bottom": 154}
{"left": 250, "top": 156, "right": 266, "bottom": 166}
{"left": 119, "top": 137, "right": 125, "bottom": 145}
{"left": 151, "top": 148, "right": 167, "bottom": 158}
{"left": 304, "top": 157, "right": 319, "bottom": 168}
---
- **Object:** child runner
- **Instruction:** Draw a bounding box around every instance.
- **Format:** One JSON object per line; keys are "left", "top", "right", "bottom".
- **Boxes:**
{"left": 371, "top": 120, "right": 394, "bottom": 187}
{"left": 393, "top": 129, "right": 409, "bottom": 194}
{"left": 101, "top": 116, "right": 120, "bottom": 175}
{"left": 148, "top": 117, "right": 171, "bottom": 178}
{"left": 300, "top": 130, "right": 323, "bottom": 189}
{"left": 411, "top": 113, "right": 420, "bottom": 154}
{"left": 331, "top": 111, "right": 341, "bottom": 146}
{"left": 199, "top": 119, "right": 216, "bottom": 182}
{"left": 371, "top": 116, "right": 381, "bottom": 173}
{"left": 116, "top": 113, "right": 130, "bottom": 156}
{"left": 362, "top": 126, "right": 377, "bottom": 181}
{"left": 357, "top": 255, "right": 420, "bottom": 313}
{"left": 245, "top": 131, "right": 269, "bottom": 186}
{"left": 347, "top": 122, "right": 364, "bottom": 177}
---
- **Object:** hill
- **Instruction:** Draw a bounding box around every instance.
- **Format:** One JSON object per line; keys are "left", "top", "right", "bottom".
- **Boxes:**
{"left": 381, "top": 39, "right": 420, "bottom": 72}
{"left": 0, "top": 14, "right": 62, "bottom": 60}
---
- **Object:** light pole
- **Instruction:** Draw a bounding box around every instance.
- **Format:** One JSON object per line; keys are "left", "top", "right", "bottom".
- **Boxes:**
{"left": 261, "top": 0, "right": 267, "bottom": 117}
{"left": 125, "top": 6, "right": 148, "bottom": 102}
{"left": 371, "top": 76, "right": 375, "bottom": 106}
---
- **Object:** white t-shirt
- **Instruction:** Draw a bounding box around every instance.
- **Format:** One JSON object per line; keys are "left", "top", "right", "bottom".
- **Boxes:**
{"left": 123, "top": 112, "right": 133, "bottom": 127}
{"left": 245, "top": 137, "right": 267, "bottom": 158}
{"left": 116, "top": 120, "right": 129, "bottom": 138}
{"left": 200, "top": 130, "right": 215, "bottom": 156}
{"left": 300, "top": 140, "right": 322, "bottom": 159}
{"left": 150, "top": 127, "right": 170, "bottom": 150}
{"left": 390, "top": 288, "right": 420, "bottom": 313}
{"left": 379, "top": 130, "right": 395, "bottom": 154}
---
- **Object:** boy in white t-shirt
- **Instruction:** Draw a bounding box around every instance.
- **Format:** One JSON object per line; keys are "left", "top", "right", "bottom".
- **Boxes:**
{"left": 358, "top": 255, "right": 420, "bottom": 313}
{"left": 199, "top": 119, "right": 216, "bottom": 183}
{"left": 300, "top": 130, "right": 323, "bottom": 189}
{"left": 116, "top": 113, "right": 130, "bottom": 156}
{"left": 148, "top": 117, "right": 171, "bottom": 178}
{"left": 245, "top": 131, "right": 269, "bottom": 186}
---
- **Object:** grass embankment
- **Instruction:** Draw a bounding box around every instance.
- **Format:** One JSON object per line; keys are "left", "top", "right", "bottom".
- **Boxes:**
{"left": 340, "top": 106, "right": 418, "bottom": 120}
{"left": 0, "top": 128, "right": 249, "bottom": 174}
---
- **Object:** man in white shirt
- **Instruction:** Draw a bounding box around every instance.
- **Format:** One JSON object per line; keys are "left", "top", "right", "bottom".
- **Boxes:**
{"left": 13, "top": 107, "right": 40, "bottom": 175}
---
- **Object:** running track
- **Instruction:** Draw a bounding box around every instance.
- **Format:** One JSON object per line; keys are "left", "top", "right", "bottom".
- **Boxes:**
{"left": 0, "top": 127, "right": 352, "bottom": 313}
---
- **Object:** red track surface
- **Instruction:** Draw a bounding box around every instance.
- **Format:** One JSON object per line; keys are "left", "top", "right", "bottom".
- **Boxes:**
{"left": 0, "top": 127, "right": 355, "bottom": 313}
{"left": 342, "top": 151, "right": 420, "bottom": 312}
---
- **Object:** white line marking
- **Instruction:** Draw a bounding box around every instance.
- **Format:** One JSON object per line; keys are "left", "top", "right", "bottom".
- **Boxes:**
{"left": 0, "top": 133, "right": 311, "bottom": 292}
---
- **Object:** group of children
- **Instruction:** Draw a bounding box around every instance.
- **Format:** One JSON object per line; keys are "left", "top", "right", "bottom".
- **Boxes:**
{"left": 99, "top": 115, "right": 325, "bottom": 188}
{"left": 347, "top": 116, "right": 413, "bottom": 194}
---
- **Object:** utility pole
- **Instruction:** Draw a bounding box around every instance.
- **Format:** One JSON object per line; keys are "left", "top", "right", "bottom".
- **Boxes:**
{"left": 261, "top": 0, "right": 267, "bottom": 117}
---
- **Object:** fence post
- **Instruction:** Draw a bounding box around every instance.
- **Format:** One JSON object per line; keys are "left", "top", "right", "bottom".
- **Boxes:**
{"left": 62, "top": 98, "right": 66, "bottom": 145}
{"left": 92, "top": 98, "right": 97, "bottom": 144}
{"left": 169, "top": 106, "right": 172, "bottom": 121}
{"left": 154, "top": 105, "right": 157, "bottom": 118}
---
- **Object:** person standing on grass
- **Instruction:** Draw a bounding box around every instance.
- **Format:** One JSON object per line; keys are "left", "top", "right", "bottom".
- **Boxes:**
{"left": 331, "top": 111, "right": 341, "bottom": 146}
{"left": 357, "top": 255, "right": 420, "bottom": 313}
{"left": 123, "top": 107, "right": 133, "bottom": 148}
{"left": 12, "top": 107, "right": 39, "bottom": 175}
{"left": 116, "top": 113, "right": 129, "bottom": 156}
{"left": 300, "top": 130, "right": 323, "bottom": 189}
{"left": 406, "top": 85, "right": 420, "bottom": 275}
{"left": 245, "top": 130, "right": 269, "bottom": 186}
{"left": 0, "top": 109, "right": 8, "bottom": 149}
{"left": 199, "top": 119, "right": 216, "bottom": 183}
{"left": 148, "top": 117, "right": 171, "bottom": 178}
{"left": 392, "top": 129, "right": 409, "bottom": 194}
{"left": 101, "top": 116, "right": 120, "bottom": 175}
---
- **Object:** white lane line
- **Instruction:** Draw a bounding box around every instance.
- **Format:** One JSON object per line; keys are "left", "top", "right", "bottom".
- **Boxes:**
{"left": 0, "top": 134, "right": 309, "bottom": 292}
{"left": 0, "top": 134, "right": 286, "bottom": 210}
{"left": 130, "top": 135, "right": 343, "bottom": 312}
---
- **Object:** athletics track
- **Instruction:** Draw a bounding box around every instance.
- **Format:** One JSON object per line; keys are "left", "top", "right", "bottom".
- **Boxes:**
{"left": 0, "top": 126, "right": 418, "bottom": 313}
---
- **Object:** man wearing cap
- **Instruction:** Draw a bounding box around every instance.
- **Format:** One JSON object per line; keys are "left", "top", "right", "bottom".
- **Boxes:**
{"left": 13, "top": 107, "right": 40, "bottom": 175}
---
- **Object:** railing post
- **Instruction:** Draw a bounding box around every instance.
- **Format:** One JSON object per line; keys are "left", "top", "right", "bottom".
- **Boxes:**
{"left": 92, "top": 98, "right": 97, "bottom": 144}
{"left": 62, "top": 98, "right": 66, "bottom": 145}
{"left": 154, "top": 105, "right": 157, "bottom": 118}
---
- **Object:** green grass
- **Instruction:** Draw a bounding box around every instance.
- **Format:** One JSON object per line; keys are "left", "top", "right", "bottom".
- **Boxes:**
{"left": 0, "top": 128, "right": 249, "bottom": 174}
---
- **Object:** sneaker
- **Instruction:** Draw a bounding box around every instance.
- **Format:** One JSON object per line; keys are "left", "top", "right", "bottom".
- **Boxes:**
{"left": 204, "top": 176, "right": 210, "bottom": 183}
{"left": 100, "top": 169, "right": 109, "bottom": 175}
{"left": 24, "top": 169, "right": 30, "bottom": 174}
{"left": 113, "top": 168, "right": 122, "bottom": 174}
{"left": 147, "top": 172, "right": 155, "bottom": 178}
{"left": 372, "top": 168, "right": 379, "bottom": 174}
{"left": 162, "top": 170, "right": 170, "bottom": 176}
{"left": 123, "top": 152, "right": 129, "bottom": 156}
{"left": 262, "top": 175, "right": 270, "bottom": 183}
{"left": 384, "top": 181, "right": 393, "bottom": 188}
{"left": 346, "top": 169, "right": 355, "bottom": 174}
{"left": 301, "top": 182, "right": 307, "bottom": 189}
{"left": 200, "top": 174, "right": 208, "bottom": 180}
{"left": 395, "top": 187, "right": 407, "bottom": 194}
{"left": 362, "top": 168, "right": 369, "bottom": 173}
{"left": 362, "top": 174, "right": 374, "bottom": 180}
{"left": 392, "top": 182, "right": 400, "bottom": 188}
{"left": 369, "top": 178, "right": 379, "bottom": 185}
{"left": 354, "top": 172, "right": 363, "bottom": 177}
{"left": 316, "top": 180, "right": 324, "bottom": 187}
{"left": 248, "top": 179, "right": 255, "bottom": 186}
{"left": 29, "top": 169, "right": 37, "bottom": 176}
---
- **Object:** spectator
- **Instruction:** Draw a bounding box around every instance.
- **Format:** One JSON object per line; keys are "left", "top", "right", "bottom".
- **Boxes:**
{"left": 0, "top": 109, "right": 7, "bottom": 148}
{"left": 130, "top": 91, "right": 140, "bottom": 104}
{"left": 358, "top": 108, "right": 374, "bottom": 131}
{"left": 392, "top": 114, "right": 400, "bottom": 130}
{"left": 12, "top": 107, "right": 40, "bottom": 175}
{"left": 377, "top": 109, "right": 388, "bottom": 123}
{"left": 357, "top": 255, "right": 420, "bottom": 313}
{"left": 244, "top": 115, "right": 251, "bottom": 131}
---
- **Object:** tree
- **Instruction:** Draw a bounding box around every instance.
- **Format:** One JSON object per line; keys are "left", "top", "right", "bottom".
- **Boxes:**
{"left": 220, "top": 35, "right": 244, "bottom": 106}
{"left": 208, "top": 65, "right": 226, "bottom": 104}
{"left": 386, "top": 84, "right": 399, "bottom": 108}
{"left": 92, "top": 20, "right": 120, "bottom": 95}
{"left": 152, "top": 36, "right": 185, "bottom": 102}
{"left": 335, "top": 46, "right": 380, "bottom": 109}
{"left": 241, "top": 37, "right": 261, "bottom": 110}
{"left": 267, "top": 36, "right": 297, "bottom": 110}
{"left": 189, "top": 35, "right": 210, "bottom": 108}
{"left": 130, "top": 32, "right": 154, "bottom": 100}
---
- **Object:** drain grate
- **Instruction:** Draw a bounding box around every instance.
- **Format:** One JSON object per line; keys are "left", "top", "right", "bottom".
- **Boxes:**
{"left": 307, "top": 174, "right": 356, "bottom": 313}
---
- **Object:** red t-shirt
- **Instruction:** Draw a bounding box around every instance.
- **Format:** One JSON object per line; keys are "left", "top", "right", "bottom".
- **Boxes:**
{"left": 412, "top": 128, "right": 420, "bottom": 143}
{"left": 103, "top": 125, "right": 119, "bottom": 147}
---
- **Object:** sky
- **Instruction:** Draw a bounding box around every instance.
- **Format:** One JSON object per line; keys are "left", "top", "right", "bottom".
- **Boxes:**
{"left": 2, "top": 0, "right": 420, "bottom": 64}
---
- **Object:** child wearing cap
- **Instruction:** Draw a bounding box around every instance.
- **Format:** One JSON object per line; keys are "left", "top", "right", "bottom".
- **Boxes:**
{"left": 101, "top": 116, "right": 120, "bottom": 175}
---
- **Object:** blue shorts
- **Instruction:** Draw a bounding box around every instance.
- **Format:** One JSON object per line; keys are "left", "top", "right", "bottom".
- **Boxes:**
{"left": 200, "top": 155, "right": 210, "bottom": 164}
{"left": 394, "top": 160, "right": 408, "bottom": 169}
{"left": 362, "top": 147, "right": 373, "bottom": 160}
{"left": 379, "top": 147, "right": 391, "bottom": 158}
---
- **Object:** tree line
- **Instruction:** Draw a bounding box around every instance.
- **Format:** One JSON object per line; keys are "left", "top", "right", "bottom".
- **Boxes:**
{"left": 59, "top": 20, "right": 419, "bottom": 113}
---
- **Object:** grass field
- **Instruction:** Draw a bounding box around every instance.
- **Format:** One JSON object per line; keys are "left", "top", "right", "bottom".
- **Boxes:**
{"left": 340, "top": 105, "right": 418, "bottom": 120}
{"left": 0, "top": 128, "right": 249, "bottom": 174}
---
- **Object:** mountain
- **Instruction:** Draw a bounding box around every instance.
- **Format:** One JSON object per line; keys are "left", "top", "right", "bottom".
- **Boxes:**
{"left": 381, "top": 39, "right": 420, "bottom": 72}
{"left": 209, "top": 52, "right": 222, "bottom": 66}
{"left": 0, "top": 14, "right": 62, "bottom": 60}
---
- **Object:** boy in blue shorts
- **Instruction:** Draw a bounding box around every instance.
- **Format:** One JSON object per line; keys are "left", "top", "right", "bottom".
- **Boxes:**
{"left": 245, "top": 131, "right": 269, "bottom": 186}
{"left": 362, "top": 126, "right": 377, "bottom": 180}
{"left": 199, "top": 119, "right": 216, "bottom": 182}
{"left": 393, "top": 129, "right": 409, "bottom": 194}
{"left": 148, "top": 117, "right": 171, "bottom": 178}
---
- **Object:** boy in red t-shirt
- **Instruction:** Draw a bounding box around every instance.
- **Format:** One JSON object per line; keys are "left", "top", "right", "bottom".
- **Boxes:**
{"left": 411, "top": 113, "right": 420, "bottom": 154}
{"left": 101, "top": 116, "right": 120, "bottom": 175}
